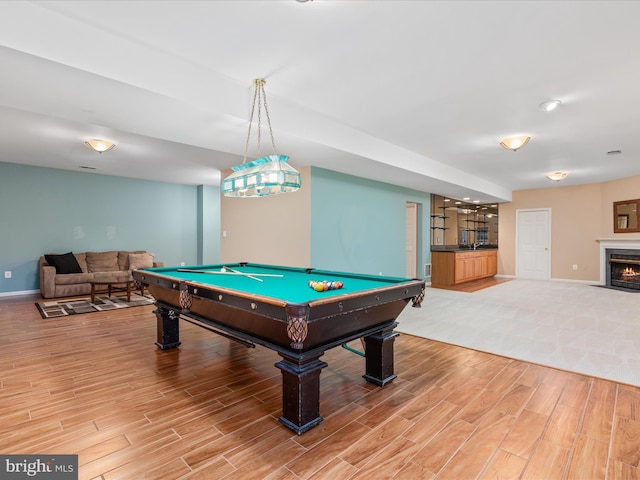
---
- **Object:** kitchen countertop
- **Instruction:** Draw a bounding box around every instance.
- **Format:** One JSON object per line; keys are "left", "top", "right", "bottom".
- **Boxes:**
{"left": 431, "top": 246, "right": 498, "bottom": 252}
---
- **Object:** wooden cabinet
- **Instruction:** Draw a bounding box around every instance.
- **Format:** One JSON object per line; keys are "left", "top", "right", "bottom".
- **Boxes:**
{"left": 431, "top": 249, "right": 498, "bottom": 287}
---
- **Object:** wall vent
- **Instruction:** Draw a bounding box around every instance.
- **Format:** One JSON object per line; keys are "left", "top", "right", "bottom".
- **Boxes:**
{"left": 424, "top": 263, "right": 432, "bottom": 277}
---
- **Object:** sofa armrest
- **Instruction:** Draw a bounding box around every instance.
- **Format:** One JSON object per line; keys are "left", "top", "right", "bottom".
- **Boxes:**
{"left": 153, "top": 261, "right": 164, "bottom": 268}
{"left": 40, "top": 263, "right": 57, "bottom": 299}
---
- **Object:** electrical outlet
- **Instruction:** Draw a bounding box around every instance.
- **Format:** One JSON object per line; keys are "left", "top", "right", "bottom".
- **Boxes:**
{"left": 4, "top": 271, "right": 11, "bottom": 279}
{"left": 572, "top": 264, "right": 578, "bottom": 270}
{"left": 180, "top": 262, "right": 185, "bottom": 266}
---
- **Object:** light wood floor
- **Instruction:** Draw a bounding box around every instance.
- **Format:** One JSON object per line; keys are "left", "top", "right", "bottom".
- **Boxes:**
{"left": 1, "top": 295, "right": 639, "bottom": 480}
{"left": 430, "top": 276, "right": 513, "bottom": 293}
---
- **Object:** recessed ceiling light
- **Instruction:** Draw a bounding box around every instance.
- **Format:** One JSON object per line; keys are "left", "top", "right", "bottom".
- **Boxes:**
{"left": 463, "top": 197, "right": 470, "bottom": 201}
{"left": 539, "top": 100, "right": 561, "bottom": 112}
{"left": 473, "top": 200, "right": 480, "bottom": 203}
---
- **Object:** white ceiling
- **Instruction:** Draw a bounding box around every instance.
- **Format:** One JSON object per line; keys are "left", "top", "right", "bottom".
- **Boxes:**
{"left": 1, "top": 0, "right": 639, "bottom": 204}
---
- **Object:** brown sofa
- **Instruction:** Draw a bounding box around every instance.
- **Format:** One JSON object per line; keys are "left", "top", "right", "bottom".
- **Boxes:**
{"left": 39, "top": 250, "right": 163, "bottom": 299}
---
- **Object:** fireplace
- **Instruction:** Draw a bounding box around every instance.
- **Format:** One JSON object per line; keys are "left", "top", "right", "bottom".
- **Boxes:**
{"left": 606, "top": 249, "right": 640, "bottom": 291}
{"left": 598, "top": 239, "right": 640, "bottom": 287}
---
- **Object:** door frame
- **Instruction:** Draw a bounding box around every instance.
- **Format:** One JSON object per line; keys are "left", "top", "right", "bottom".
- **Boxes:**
{"left": 515, "top": 208, "right": 551, "bottom": 280}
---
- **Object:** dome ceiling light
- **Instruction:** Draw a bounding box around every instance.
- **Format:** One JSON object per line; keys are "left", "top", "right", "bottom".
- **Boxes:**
{"left": 499, "top": 136, "right": 530, "bottom": 152}
{"left": 546, "top": 171, "right": 569, "bottom": 182}
{"left": 84, "top": 139, "right": 115, "bottom": 153}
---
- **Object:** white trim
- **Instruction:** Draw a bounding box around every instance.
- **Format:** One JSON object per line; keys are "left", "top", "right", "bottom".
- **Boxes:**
{"left": 597, "top": 238, "right": 640, "bottom": 285}
{"left": 0, "top": 289, "right": 39, "bottom": 298}
{"left": 550, "top": 278, "right": 598, "bottom": 285}
{"left": 515, "top": 208, "right": 551, "bottom": 280}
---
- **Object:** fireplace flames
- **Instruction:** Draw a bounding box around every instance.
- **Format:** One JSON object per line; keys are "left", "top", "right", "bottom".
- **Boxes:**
{"left": 621, "top": 266, "right": 640, "bottom": 280}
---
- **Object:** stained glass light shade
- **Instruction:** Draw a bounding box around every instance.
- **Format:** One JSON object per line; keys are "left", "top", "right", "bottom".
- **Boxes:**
{"left": 222, "top": 155, "right": 301, "bottom": 197}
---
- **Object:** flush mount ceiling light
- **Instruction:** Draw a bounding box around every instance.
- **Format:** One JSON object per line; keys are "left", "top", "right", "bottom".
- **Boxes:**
{"left": 539, "top": 99, "right": 561, "bottom": 112}
{"left": 500, "top": 136, "right": 530, "bottom": 152}
{"left": 84, "top": 139, "right": 115, "bottom": 153}
{"left": 222, "top": 78, "right": 301, "bottom": 198}
{"left": 546, "top": 171, "right": 569, "bottom": 182}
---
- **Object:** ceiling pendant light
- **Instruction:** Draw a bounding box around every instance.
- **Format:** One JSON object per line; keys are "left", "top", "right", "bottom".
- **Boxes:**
{"left": 84, "top": 139, "right": 115, "bottom": 153}
{"left": 499, "top": 136, "right": 531, "bottom": 152}
{"left": 222, "top": 79, "right": 301, "bottom": 198}
{"left": 546, "top": 171, "right": 569, "bottom": 182}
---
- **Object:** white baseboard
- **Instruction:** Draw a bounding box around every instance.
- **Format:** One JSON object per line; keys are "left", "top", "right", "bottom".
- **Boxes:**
{"left": 496, "top": 274, "right": 599, "bottom": 285}
{"left": 0, "top": 289, "right": 39, "bottom": 298}
{"left": 550, "top": 277, "right": 600, "bottom": 285}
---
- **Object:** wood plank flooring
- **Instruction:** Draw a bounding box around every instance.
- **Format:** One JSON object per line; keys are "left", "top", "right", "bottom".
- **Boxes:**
{"left": 1, "top": 295, "right": 639, "bottom": 479}
{"left": 430, "top": 277, "right": 512, "bottom": 293}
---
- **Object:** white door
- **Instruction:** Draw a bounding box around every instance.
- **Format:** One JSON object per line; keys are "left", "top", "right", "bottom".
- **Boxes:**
{"left": 516, "top": 209, "right": 550, "bottom": 280}
{"left": 406, "top": 202, "right": 418, "bottom": 278}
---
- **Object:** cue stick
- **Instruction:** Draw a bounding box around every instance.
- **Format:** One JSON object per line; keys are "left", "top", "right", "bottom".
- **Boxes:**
{"left": 222, "top": 266, "right": 263, "bottom": 282}
{"left": 176, "top": 268, "right": 282, "bottom": 277}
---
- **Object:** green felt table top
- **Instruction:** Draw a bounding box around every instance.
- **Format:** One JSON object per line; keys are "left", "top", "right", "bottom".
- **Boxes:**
{"left": 145, "top": 263, "right": 416, "bottom": 304}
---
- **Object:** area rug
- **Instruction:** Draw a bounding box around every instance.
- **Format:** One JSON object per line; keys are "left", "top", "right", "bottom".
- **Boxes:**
{"left": 36, "top": 293, "right": 155, "bottom": 318}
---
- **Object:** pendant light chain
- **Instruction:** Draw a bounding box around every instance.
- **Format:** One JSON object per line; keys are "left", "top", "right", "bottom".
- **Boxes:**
{"left": 242, "top": 79, "right": 278, "bottom": 164}
{"left": 259, "top": 80, "right": 278, "bottom": 156}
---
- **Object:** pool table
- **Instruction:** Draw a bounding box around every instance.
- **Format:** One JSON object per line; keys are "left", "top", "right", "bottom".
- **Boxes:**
{"left": 132, "top": 262, "right": 425, "bottom": 434}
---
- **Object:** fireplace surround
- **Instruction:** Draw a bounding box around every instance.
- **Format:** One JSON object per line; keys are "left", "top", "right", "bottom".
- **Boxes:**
{"left": 598, "top": 239, "right": 640, "bottom": 291}
{"left": 606, "top": 249, "right": 640, "bottom": 290}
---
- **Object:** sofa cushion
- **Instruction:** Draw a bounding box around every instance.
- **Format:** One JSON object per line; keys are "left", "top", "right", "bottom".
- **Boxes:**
{"left": 86, "top": 251, "right": 119, "bottom": 272}
{"left": 55, "top": 272, "right": 94, "bottom": 285}
{"left": 128, "top": 252, "right": 155, "bottom": 271}
{"left": 45, "top": 252, "right": 83, "bottom": 274}
{"left": 118, "top": 250, "right": 146, "bottom": 270}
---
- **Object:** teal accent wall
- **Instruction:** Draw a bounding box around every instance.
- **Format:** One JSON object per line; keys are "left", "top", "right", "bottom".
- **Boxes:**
{"left": 310, "top": 167, "right": 431, "bottom": 278}
{"left": 0, "top": 162, "right": 219, "bottom": 295}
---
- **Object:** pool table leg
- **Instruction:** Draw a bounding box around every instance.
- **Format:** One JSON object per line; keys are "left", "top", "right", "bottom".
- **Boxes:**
{"left": 362, "top": 324, "right": 399, "bottom": 386}
{"left": 154, "top": 307, "right": 181, "bottom": 350}
{"left": 275, "top": 352, "right": 328, "bottom": 435}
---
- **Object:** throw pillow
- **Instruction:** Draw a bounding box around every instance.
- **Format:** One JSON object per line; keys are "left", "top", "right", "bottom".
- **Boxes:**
{"left": 44, "top": 252, "right": 83, "bottom": 274}
{"left": 118, "top": 250, "right": 146, "bottom": 270}
{"left": 129, "top": 252, "right": 155, "bottom": 271}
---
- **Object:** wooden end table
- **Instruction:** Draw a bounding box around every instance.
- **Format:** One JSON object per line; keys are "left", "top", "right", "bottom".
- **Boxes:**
{"left": 90, "top": 279, "right": 135, "bottom": 303}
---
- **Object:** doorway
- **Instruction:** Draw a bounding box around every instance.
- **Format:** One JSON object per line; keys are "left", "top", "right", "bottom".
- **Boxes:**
{"left": 516, "top": 208, "right": 551, "bottom": 280}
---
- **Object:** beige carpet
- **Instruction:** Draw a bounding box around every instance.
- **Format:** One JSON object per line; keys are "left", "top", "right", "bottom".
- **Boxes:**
{"left": 396, "top": 279, "right": 640, "bottom": 387}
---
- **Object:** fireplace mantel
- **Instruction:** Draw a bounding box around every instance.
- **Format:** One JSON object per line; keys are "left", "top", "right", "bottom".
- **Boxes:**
{"left": 596, "top": 238, "right": 640, "bottom": 243}
{"left": 597, "top": 238, "right": 640, "bottom": 285}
